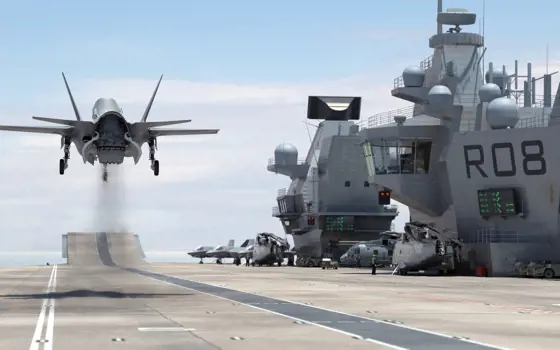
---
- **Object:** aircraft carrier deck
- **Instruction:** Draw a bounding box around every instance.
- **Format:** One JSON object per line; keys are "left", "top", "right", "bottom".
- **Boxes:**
{"left": 1, "top": 233, "right": 556, "bottom": 350}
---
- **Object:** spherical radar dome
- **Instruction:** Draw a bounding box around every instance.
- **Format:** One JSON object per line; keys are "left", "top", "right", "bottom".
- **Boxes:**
{"left": 402, "top": 67, "right": 425, "bottom": 88}
{"left": 274, "top": 143, "right": 298, "bottom": 156}
{"left": 427, "top": 85, "right": 453, "bottom": 107}
{"left": 274, "top": 143, "right": 298, "bottom": 165}
{"left": 486, "top": 97, "right": 519, "bottom": 129}
{"left": 479, "top": 83, "right": 502, "bottom": 102}
{"left": 485, "top": 68, "right": 509, "bottom": 88}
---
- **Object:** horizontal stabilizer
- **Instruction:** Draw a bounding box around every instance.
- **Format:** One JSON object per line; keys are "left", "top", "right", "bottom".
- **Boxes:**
{"left": 0, "top": 125, "right": 73, "bottom": 136}
{"left": 33, "top": 116, "right": 78, "bottom": 126}
{"left": 148, "top": 128, "right": 220, "bottom": 137}
{"left": 141, "top": 120, "right": 192, "bottom": 128}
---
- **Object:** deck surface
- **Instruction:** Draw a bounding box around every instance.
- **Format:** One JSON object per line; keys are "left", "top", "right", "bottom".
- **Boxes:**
{"left": 1, "top": 233, "right": 557, "bottom": 350}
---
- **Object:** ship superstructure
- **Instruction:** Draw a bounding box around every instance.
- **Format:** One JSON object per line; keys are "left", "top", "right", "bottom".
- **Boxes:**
{"left": 267, "top": 97, "right": 398, "bottom": 267}
{"left": 359, "top": 1, "right": 560, "bottom": 275}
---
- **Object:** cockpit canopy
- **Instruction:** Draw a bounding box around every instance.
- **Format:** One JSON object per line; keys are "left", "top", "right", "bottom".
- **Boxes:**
{"left": 215, "top": 245, "right": 225, "bottom": 251}
{"left": 92, "top": 98, "right": 124, "bottom": 120}
{"left": 195, "top": 246, "right": 204, "bottom": 251}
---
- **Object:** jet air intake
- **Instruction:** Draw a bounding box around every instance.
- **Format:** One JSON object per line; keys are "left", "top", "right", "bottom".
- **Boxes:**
{"left": 307, "top": 96, "right": 362, "bottom": 121}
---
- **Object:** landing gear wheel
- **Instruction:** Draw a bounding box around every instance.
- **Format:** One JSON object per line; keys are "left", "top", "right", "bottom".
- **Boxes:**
{"left": 153, "top": 160, "right": 160, "bottom": 176}
{"left": 543, "top": 268, "right": 555, "bottom": 279}
{"left": 59, "top": 159, "right": 65, "bottom": 175}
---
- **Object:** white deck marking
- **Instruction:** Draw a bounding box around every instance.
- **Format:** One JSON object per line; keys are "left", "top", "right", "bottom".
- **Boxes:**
{"left": 44, "top": 265, "right": 57, "bottom": 350}
{"left": 137, "top": 327, "right": 195, "bottom": 332}
{"left": 29, "top": 265, "right": 57, "bottom": 350}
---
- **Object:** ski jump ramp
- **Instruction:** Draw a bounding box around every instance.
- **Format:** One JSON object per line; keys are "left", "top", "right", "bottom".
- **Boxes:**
{"left": 64, "top": 232, "right": 147, "bottom": 267}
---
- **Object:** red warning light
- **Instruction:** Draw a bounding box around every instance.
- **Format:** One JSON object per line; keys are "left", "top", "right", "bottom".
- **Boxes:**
{"left": 378, "top": 190, "right": 391, "bottom": 205}
{"left": 307, "top": 216, "right": 316, "bottom": 225}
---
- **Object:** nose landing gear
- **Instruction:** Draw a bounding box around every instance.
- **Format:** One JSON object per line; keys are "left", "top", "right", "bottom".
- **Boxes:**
{"left": 59, "top": 138, "right": 71, "bottom": 175}
{"left": 148, "top": 138, "right": 159, "bottom": 176}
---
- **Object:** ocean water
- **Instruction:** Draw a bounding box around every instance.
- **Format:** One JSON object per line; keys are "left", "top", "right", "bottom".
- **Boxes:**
{"left": 0, "top": 252, "right": 198, "bottom": 266}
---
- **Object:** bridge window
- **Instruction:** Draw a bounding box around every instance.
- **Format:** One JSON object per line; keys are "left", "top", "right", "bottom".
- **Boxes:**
{"left": 344, "top": 181, "right": 351, "bottom": 187}
{"left": 368, "top": 139, "right": 432, "bottom": 175}
{"left": 364, "top": 181, "right": 369, "bottom": 187}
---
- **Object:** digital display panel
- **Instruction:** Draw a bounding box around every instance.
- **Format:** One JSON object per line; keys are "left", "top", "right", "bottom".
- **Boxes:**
{"left": 324, "top": 216, "right": 355, "bottom": 232}
{"left": 478, "top": 188, "right": 517, "bottom": 216}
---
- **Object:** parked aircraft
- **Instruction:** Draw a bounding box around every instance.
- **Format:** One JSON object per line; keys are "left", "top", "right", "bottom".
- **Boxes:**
{"left": 206, "top": 239, "right": 254, "bottom": 264}
{"left": 339, "top": 242, "right": 392, "bottom": 268}
{"left": 0, "top": 73, "right": 219, "bottom": 182}
{"left": 392, "top": 222, "right": 463, "bottom": 275}
{"left": 252, "top": 232, "right": 289, "bottom": 266}
{"left": 237, "top": 245, "right": 254, "bottom": 260}
{"left": 187, "top": 245, "right": 215, "bottom": 263}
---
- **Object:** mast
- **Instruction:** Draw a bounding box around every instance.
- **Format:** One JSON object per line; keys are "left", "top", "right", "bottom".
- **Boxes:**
{"left": 437, "top": 0, "right": 443, "bottom": 35}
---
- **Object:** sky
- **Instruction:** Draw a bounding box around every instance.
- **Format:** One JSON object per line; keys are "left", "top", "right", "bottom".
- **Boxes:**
{"left": 0, "top": 0, "right": 558, "bottom": 252}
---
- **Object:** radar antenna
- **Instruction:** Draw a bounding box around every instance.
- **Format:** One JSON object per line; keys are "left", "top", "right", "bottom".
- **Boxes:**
{"left": 448, "top": 24, "right": 462, "bottom": 33}
{"left": 437, "top": 8, "right": 476, "bottom": 34}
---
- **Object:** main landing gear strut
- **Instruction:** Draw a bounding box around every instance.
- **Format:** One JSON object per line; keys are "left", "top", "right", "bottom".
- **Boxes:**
{"left": 148, "top": 138, "right": 159, "bottom": 176}
{"left": 102, "top": 164, "right": 108, "bottom": 182}
{"left": 59, "top": 137, "right": 71, "bottom": 175}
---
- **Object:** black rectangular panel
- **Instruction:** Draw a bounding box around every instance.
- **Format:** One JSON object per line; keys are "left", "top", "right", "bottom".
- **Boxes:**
{"left": 307, "top": 96, "right": 361, "bottom": 120}
{"left": 378, "top": 190, "right": 391, "bottom": 205}
{"left": 478, "top": 188, "right": 517, "bottom": 216}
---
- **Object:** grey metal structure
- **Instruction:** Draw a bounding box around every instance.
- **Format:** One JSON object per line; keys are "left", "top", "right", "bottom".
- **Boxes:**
{"left": 0, "top": 73, "right": 219, "bottom": 181}
{"left": 267, "top": 96, "right": 399, "bottom": 267}
{"left": 359, "top": 2, "right": 560, "bottom": 276}
{"left": 62, "top": 234, "right": 68, "bottom": 259}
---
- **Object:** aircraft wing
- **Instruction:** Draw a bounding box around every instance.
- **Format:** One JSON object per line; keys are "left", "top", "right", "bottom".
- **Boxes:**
{"left": 0, "top": 125, "right": 73, "bottom": 136}
{"left": 31, "top": 117, "right": 95, "bottom": 134}
{"left": 148, "top": 128, "right": 220, "bottom": 137}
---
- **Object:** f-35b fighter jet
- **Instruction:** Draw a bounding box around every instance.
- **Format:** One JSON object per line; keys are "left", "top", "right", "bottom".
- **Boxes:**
{"left": 0, "top": 73, "right": 219, "bottom": 182}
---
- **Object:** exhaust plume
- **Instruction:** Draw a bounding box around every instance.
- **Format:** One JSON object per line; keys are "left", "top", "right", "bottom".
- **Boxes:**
{"left": 92, "top": 164, "right": 129, "bottom": 232}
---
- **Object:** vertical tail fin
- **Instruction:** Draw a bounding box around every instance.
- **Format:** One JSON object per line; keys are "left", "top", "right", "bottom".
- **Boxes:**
{"left": 227, "top": 239, "right": 235, "bottom": 248}
{"left": 61, "top": 72, "right": 82, "bottom": 121}
{"left": 140, "top": 75, "right": 163, "bottom": 122}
